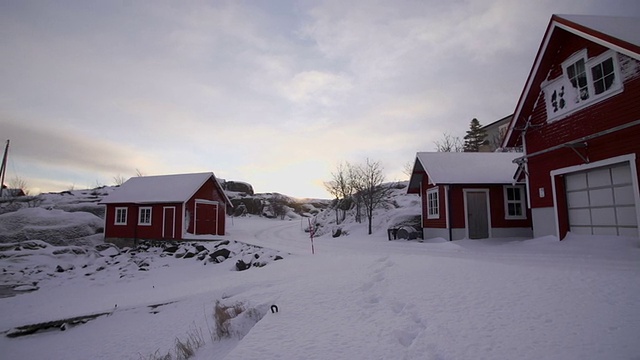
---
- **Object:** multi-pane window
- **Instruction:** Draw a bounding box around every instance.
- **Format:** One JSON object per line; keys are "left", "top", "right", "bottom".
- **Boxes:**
{"left": 427, "top": 188, "right": 439, "bottom": 219}
{"left": 504, "top": 186, "right": 525, "bottom": 219}
{"left": 566, "top": 58, "right": 589, "bottom": 101}
{"left": 138, "top": 207, "right": 152, "bottom": 225}
{"left": 115, "top": 207, "right": 127, "bottom": 225}
{"left": 544, "top": 50, "right": 621, "bottom": 121}
{"left": 591, "top": 57, "right": 615, "bottom": 95}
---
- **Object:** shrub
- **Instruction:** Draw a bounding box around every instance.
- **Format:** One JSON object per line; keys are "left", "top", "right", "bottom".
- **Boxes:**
{"left": 212, "top": 300, "right": 246, "bottom": 340}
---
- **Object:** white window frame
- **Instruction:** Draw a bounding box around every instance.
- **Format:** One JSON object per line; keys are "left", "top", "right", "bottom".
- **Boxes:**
{"left": 545, "top": 50, "right": 623, "bottom": 122}
{"left": 504, "top": 186, "right": 526, "bottom": 220}
{"left": 427, "top": 187, "right": 439, "bottom": 219}
{"left": 138, "top": 207, "right": 152, "bottom": 226}
{"left": 115, "top": 207, "right": 127, "bottom": 225}
{"left": 563, "top": 50, "right": 591, "bottom": 105}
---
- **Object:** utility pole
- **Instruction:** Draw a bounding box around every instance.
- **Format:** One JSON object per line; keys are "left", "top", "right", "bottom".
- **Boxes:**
{"left": 0, "top": 140, "right": 9, "bottom": 198}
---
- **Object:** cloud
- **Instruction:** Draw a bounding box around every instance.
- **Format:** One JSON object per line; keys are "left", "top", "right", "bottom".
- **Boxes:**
{"left": 0, "top": 116, "right": 151, "bottom": 178}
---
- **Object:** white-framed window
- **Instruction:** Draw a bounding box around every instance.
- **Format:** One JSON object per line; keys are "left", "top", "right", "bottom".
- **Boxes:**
{"left": 138, "top": 207, "right": 152, "bottom": 225}
{"left": 115, "top": 207, "right": 127, "bottom": 225}
{"left": 544, "top": 50, "right": 622, "bottom": 121}
{"left": 504, "top": 186, "right": 526, "bottom": 219}
{"left": 427, "top": 187, "right": 439, "bottom": 219}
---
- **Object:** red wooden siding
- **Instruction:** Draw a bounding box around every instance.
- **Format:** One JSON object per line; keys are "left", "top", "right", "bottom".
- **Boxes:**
{"left": 420, "top": 182, "right": 532, "bottom": 230}
{"left": 104, "top": 203, "right": 184, "bottom": 240}
{"left": 449, "top": 185, "right": 531, "bottom": 229}
{"left": 514, "top": 28, "right": 640, "bottom": 211}
{"left": 421, "top": 178, "right": 447, "bottom": 229}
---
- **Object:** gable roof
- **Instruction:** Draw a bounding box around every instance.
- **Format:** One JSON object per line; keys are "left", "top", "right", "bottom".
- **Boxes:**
{"left": 408, "top": 152, "right": 522, "bottom": 192}
{"left": 101, "top": 172, "right": 231, "bottom": 205}
{"left": 502, "top": 14, "right": 640, "bottom": 148}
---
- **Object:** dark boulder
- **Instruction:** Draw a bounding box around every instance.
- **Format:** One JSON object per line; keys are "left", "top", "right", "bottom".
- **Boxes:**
{"left": 235, "top": 259, "right": 251, "bottom": 271}
{"left": 163, "top": 246, "right": 179, "bottom": 253}
{"left": 209, "top": 248, "right": 231, "bottom": 263}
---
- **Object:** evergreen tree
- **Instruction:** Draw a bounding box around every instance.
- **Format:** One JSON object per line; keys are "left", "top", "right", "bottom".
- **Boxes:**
{"left": 463, "top": 118, "right": 487, "bottom": 152}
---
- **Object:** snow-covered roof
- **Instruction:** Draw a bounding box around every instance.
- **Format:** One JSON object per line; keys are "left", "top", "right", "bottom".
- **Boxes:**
{"left": 413, "top": 152, "right": 522, "bottom": 185}
{"left": 100, "top": 172, "right": 228, "bottom": 204}
{"left": 557, "top": 15, "right": 640, "bottom": 52}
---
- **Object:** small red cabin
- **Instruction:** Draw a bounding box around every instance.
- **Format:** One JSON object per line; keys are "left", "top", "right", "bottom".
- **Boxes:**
{"left": 502, "top": 15, "right": 640, "bottom": 239}
{"left": 408, "top": 152, "right": 532, "bottom": 241}
{"left": 101, "top": 172, "right": 232, "bottom": 247}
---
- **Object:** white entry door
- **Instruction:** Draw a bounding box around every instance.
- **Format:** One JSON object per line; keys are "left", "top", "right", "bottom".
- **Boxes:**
{"left": 565, "top": 163, "right": 638, "bottom": 236}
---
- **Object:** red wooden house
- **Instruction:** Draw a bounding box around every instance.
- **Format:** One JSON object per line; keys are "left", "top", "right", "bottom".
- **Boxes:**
{"left": 502, "top": 15, "right": 640, "bottom": 239}
{"left": 408, "top": 152, "right": 532, "bottom": 240}
{"left": 101, "top": 172, "right": 232, "bottom": 247}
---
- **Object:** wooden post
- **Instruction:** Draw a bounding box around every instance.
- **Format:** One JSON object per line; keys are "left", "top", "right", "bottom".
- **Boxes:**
{"left": 308, "top": 218, "right": 315, "bottom": 254}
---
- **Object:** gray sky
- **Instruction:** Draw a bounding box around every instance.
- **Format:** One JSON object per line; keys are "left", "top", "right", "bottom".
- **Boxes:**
{"left": 1, "top": 0, "right": 639, "bottom": 198}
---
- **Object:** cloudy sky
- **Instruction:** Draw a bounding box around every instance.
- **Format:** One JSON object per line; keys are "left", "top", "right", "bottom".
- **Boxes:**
{"left": 1, "top": 0, "right": 639, "bottom": 198}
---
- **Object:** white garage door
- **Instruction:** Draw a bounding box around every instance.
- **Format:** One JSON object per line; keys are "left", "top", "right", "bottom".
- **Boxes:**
{"left": 565, "top": 163, "right": 638, "bottom": 236}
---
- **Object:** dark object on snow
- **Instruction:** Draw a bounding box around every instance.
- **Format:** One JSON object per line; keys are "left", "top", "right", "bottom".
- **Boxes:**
{"left": 163, "top": 246, "right": 179, "bottom": 253}
{"left": 235, "top": 259, "right": 251, "bottom": 271}
{"left": 194, "top": 244, "right": 207, "bottom": 253}
{"left": 387, "top": 228, "right": 399, "bottom": 240}
{"left": 215, "top": 240, "right": 230, "bottom": 247}
{"left": 210, "top": 248, "right": 231, "bottom": 263}
{"left": 6, "top": 312, "right": 111, "bottom": 338}
{"left": 396, "top": 226, "right": 422, "bottom": 240}
{"left": 332, "top": 228, "right": 342, "bottom": 238}
{"left": 271, "top": 305, "right": 279, "bottom": 313}
{"left": 183, "top": 250, "right": 196, "bottom": 259}
{"left": 55, "top": 265, "right": 65, "bottom": 273}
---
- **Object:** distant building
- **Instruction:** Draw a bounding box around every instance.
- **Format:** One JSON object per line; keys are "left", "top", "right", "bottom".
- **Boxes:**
{"left": 100, "top": 172, "right": 232, "bottom": 247}
{"left": 0, "top": 186, "right": 26, "bottom": 198}
{"left": 478, "top": 114, "right": 513, "bottom": 152}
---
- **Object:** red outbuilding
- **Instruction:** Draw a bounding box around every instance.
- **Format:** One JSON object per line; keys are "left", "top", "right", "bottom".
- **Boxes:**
{"left": 502, "top": 15, "right": 640, "bottom": 239}
{"left": 101, "top": 172, "right": 232, "bottom": 247}
{"left": 408, "top": 152, "right": 532, "bottom": 241}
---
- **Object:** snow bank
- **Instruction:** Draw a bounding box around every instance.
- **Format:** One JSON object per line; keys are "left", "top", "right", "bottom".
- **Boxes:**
{"left": 0, "top": 208, "right": 104, "bottom": 246}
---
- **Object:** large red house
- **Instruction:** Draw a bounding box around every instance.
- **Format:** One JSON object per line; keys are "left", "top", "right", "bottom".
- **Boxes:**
{"left": 502, "top": 15, "right": 640, "bottom": 239}
{"left": 101, "top": 172, "right": 232, "bottom": 247}
{"left": 408, "top": 152, "right": 532, "bottom": 240}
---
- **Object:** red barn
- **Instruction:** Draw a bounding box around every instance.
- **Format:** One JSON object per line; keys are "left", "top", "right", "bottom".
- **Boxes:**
{"left": 502, "top": 15, "right": 640, "bottom": 239}
{"left": 408, "top": 152, "right": 532, "bottom": 241}
{"left": 101, "top": 172, "right": 232, "bottom": 247}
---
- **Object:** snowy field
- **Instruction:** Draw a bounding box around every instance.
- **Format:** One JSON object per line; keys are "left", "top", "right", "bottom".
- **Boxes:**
{"left": 1, "top": 214, "right": 640, "bottom": 360}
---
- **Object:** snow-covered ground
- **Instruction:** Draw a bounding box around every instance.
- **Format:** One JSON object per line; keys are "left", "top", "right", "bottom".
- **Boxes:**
{"left": 1, "top": 213, "right": 639, "bottom": 360}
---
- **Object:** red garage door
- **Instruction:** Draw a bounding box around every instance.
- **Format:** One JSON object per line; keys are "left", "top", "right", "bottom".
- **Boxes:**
{"left": 195, "top": 201, "right": 218, "bottom": 235}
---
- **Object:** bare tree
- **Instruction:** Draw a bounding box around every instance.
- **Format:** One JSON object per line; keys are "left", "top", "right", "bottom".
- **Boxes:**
{"left": 402, "top": 161, "right": 414, "bottom": 179}
{"left": 324, "top": 162, "right": 353, "bottom": 224}
{"left": 113, "top": 174, "right": 127, "bottom": 186}
{"left": 434, "top": 132, "right": 463, "bottom": 152}
{"left": 135, "top": 168, "right": 145, "bottom": 177}
{"left": 354, "top": 159, "right": 392, "bottom": 235}
{"left": 349, "top": 163, "right": 366, "bottom": 223}
{"left": 9, "top": 176, "right": 29, "bottom": 196}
